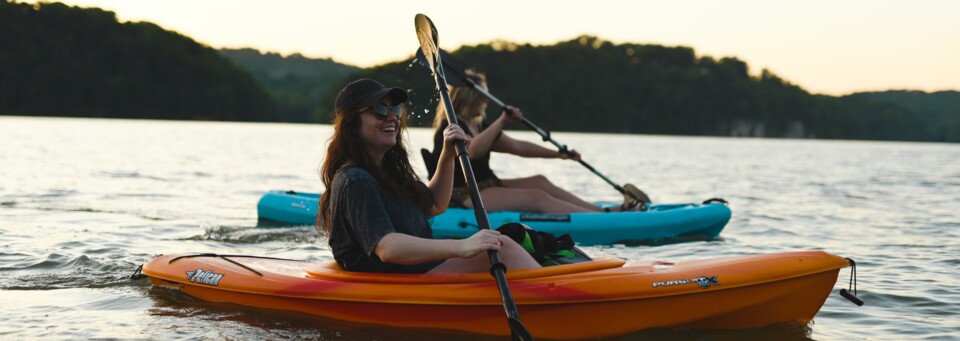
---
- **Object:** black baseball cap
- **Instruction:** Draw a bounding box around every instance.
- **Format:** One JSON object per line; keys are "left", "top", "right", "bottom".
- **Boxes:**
{"left": 334, "top": 79, "right": 408, "bottom": 116}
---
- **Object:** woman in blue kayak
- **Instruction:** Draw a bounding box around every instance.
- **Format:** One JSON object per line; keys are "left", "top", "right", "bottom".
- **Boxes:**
{"left": 317, "top": 78, "right": 540, "bottom": 274}
{"left": 430, "top": 70, "right": 638, "bottom": 214}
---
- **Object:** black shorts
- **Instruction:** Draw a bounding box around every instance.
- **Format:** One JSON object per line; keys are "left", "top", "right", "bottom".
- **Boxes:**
{"left": 450, "top": 175, "right": 504, "bottom": 208}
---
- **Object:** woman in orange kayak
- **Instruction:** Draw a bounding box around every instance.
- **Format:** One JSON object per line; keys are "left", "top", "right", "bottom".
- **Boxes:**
{"left": 430, "top": 70, "right": 639, "bottom": 213}
{"left": 317, "top": 78, "right": 540, "bottom": 274}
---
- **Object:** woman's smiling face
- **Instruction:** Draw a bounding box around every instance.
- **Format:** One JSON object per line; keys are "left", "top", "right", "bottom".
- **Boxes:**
{"left": 357, "top": 97, "right": 402, "bottom": 161}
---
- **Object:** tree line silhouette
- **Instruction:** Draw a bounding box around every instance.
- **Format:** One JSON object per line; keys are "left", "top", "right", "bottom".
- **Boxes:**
{"left": 219, "top": 48, "right": 359, "bottom": 123}
{"left": 0, "top": 1, "right": 274, "bottom": 121}
{"left": 2, "top": 1, "right": 956, "bottom": 142}
{"left": 342, "top": 37, "right": 958, "bottom": 142}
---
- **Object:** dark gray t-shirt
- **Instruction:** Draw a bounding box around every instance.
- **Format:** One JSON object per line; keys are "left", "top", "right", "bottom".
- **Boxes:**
{"left": 327, "top": 166, "right": 442, "bottom": 273}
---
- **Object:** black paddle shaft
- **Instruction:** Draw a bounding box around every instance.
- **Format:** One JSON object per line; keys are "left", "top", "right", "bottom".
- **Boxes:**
{"left": 415, "top": 14, "right": 532, "bottom": 341}
{"left": 433, "top": 62, "right": 525, "bottom": 324}
{"left": 465, "top": 83, "right": 637, "bottom": 198}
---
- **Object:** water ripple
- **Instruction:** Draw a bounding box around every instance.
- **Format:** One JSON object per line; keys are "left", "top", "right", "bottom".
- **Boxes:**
{"left": 0, "top": 254, "right": 143, "bottom": 290}
{"left": 185, "top": 226, "right": 320, "bottom": 244}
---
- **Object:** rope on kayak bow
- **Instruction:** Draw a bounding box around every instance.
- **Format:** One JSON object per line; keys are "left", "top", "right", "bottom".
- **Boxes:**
{"left": 839, "top": 258, "right": 864, "bottom": 306}
{"left": 167, "top": 253, "right": 296, "bottom": 277}
{"left": 130, "top": 264, "right": 145, "bottom": 280}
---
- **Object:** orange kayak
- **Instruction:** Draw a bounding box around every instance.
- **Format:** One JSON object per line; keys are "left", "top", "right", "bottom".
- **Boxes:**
{"left": 142, "top": 251, "right": 850, "bottom": 339}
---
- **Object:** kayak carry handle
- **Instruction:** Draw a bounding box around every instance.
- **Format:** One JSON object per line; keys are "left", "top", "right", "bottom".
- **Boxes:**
{"left": 840, "top": 289, "right": 864, "bottom": 306}
{"left": 702, "top": 198, "right": 728, "bottom": 205}
{"left": 840, "top": 257, "right": 864, "bottom": 306}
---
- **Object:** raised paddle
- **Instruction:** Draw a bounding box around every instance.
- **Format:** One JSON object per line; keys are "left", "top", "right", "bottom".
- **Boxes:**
{"left": 414, "top": 48, "right": 652, "bottom": 208}
{"left": 414, "top": 14, "right": 534, "bottom": 341}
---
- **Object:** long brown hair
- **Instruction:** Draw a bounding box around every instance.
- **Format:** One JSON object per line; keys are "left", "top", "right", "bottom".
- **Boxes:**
{"left": 433, "top": 70, "right": 488, "bottom": 129}
{"left": 317, "top": 102, "right": 432, "bottom": 236}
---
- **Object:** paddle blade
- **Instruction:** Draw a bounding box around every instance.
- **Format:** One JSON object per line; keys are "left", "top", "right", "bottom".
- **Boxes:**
{"left": 414, "top": 14, "right": 439, "bottom": 72}
{"left": 414, "top": 48, "right": 430, "bottom": 69}
{"left": 623, "top": 183, "right": 652, "bottom": 203}
{"left": 414, "top": 48, "right": 469, "bottom": 87}
{"left": 436, "top": 49, "right": 469, "bottom": 87}
{"left": 508, "top": 316, "right": 534, "bottom": 341}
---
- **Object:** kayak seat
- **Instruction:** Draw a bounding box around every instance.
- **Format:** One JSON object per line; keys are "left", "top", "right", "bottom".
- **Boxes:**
{"left": 421, "top": 148, "right": 437, "bottom": 180}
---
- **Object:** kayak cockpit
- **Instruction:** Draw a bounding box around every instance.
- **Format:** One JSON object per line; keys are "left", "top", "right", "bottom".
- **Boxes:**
{"left": 305, "top": 257, "right": 627, "bottom": 284}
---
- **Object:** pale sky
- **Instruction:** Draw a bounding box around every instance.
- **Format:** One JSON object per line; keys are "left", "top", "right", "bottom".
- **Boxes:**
{"left": 28, "top": 0, "right": 960, "bottom": 95}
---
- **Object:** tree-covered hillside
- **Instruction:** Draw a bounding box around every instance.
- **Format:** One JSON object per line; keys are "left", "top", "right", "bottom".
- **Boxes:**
{"left": 339, "top": 37, "right": 952, "bottom": 142}
{"left": 3, "top": 1, "right": 955, "bottom": 143}
{"left": 844, "top": 90, "right": 960, "bottom": 141}
{"left": 219, "top": 48, "right": 361, "bottom": 122}
{"left": 0, "top": 0, "right": 275, "bottom": 120}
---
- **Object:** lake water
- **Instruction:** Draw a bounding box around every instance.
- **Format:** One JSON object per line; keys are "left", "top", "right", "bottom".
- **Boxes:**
{"left": 1, "top": 116, "right": 957, "bottom": 340}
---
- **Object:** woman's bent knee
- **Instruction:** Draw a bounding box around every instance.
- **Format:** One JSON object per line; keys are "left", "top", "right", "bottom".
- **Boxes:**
{"left": 499, "top": 237, "right": 540, "bottom": 270}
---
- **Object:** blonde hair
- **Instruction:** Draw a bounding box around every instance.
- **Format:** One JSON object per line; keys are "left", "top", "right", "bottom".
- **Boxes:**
{"left": 432, "top": 70, "right": 488, "bottom": 129}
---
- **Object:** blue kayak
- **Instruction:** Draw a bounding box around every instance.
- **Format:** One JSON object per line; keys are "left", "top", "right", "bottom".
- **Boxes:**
{"left": 257, "top": 190, "right": 731, "bottom": 246}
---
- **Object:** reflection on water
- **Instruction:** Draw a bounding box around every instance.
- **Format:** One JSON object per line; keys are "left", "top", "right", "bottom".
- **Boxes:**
{"left": 1, "top": 116, "right": 958, "bottom": 340}
{"left": 147, "top": 286, "right": 485, "bottom": 340}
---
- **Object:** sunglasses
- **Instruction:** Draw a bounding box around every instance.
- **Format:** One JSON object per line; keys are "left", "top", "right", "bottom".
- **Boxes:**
{"left": 366, "top": 103, "right": 404, "bottom": 119}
